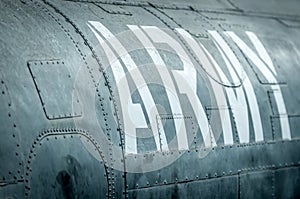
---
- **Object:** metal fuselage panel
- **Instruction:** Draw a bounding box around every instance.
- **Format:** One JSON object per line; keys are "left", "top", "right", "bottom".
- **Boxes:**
{"left": 0, "top": 0, "right": 299, "bottom": 198}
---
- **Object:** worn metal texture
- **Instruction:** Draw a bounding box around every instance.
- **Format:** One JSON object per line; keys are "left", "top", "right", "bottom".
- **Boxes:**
{"left": 0, "top": 0, "right": 300, "bottom": 198}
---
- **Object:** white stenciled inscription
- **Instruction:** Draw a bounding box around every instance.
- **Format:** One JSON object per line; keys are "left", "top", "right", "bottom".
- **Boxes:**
{"left": 88, "top": 21, "right": 291, "bottom": 154}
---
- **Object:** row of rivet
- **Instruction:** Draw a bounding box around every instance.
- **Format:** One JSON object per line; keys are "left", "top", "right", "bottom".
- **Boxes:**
{"left": 23, "top": 128, "right": 107, "bottom": 197}
{"left": 128, "top": 161, "right": 300, "bottom": 190}
{"left": 39, "top": 0, "right": 125, "bottom": 197}
{"left": 0, "top": 79, "right": 22, "bottom": 183}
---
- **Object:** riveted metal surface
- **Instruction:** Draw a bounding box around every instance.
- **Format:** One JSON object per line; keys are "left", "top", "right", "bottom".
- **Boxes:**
{"left": 127, "top": 0, "right": 235, "bottom": 10}
{"left": 36, "top": 0, "right": 127, "bottom": 197}
{"left": 26, "top": 1, "right": 128, "bottom": 197}
{"left": 146, "top": 3, "right": 278, "bottom": 149}
{"left": 48, "top": 2, "right": 216, "bottom": 196}
{"left": 23, "top": 129, "right": 108, "bottom": 198}
{"left": 149, "top": 4, "right": 299, "bottom": 144}
{"left": 145, "top": 6, "right": 246, "bottom": 88}
{"left": 239, "top": 170, "right": 274, "bottom": 198}
{"left": 157, "top": 115, "right": 196, "bottom": 151}
{"left": 205, "top": 106, "right": 232, "bottom": 146}
{"left": 128, "top": 175, "right": 238, "bottom": 199}
{"left": 145, "top": 7, "right": 211, "bottom": 39}
{"left": 192, "top": 10, "right": 300, "bottom": 86}
{"left": 45, "top": 1, "right": 300, "bottom": 197}
{"left": 220, "top": 23, "right": 250, "bottom": 31}
{"left": 28, "top": 60, "right": 82, "bottom": 120}
{"left": 0, "top": 1, "right": 95, "bottom": 186}
{"left": 1, "top": 0, "right": 300, "bottom": 198}
{"left": 126, "top": 139, "right": 300, "bottom": 190}
{"left": 0, "top": 74, "right": 23, "bottom": 183}
{"left": 64, "top": 0, "right": 300, "bottom": 22}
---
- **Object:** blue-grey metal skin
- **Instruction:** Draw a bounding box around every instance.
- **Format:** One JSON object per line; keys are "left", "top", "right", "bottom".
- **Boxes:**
{"left": 0, "top": 0, "right": 300, "bottom": 198}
